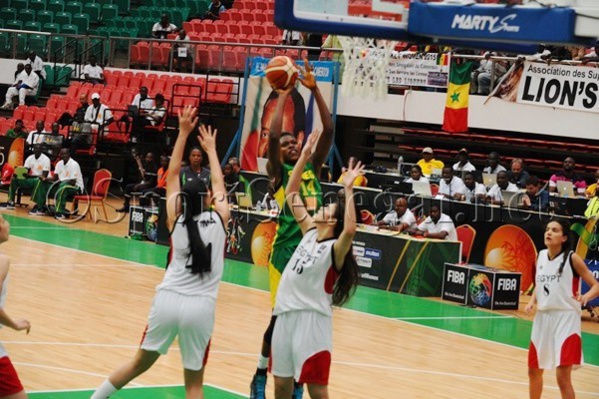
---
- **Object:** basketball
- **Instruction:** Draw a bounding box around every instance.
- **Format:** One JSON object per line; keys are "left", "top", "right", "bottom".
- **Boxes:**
{"left": 264, "top": 56, "right": 299, "bottom": 90}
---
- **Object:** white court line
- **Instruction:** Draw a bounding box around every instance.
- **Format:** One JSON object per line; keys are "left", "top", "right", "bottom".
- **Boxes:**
{"left": 394, "top": 315, "right": 514, "bottom": 320}
{"left": 11, "top": 226, "right": 72, "bottom": 230}
{"left": 28, "top": 383, "right": 246, "bottom": 397}
{"left": 13, "top": 362, "right": 143, "bottom": 387}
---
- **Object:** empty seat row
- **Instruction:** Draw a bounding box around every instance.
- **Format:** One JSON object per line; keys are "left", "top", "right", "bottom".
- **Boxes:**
{"left": 183, "top": 20, "right": 281, "bottom": 38}
{"left": 220, "top": 9, "right": 275, "bottom": 23}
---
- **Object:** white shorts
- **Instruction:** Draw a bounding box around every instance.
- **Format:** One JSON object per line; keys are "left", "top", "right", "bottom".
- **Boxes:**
{"left": 271, "top": 310, "right": 332, "bottom": 385}
{"left": 141, "top": 289, "right": 215, "bottom": 371}
{"left": 529, "top": 309, "right": 583, "bottom": 370}
{"left": 0, "top": 341, "right": 7, "bottom": 358}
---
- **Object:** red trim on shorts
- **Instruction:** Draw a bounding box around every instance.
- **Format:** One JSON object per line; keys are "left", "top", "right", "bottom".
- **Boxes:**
{"left": 298, "top": 351, "right": 331, "bottom": 385}
{"left": 324, "top": 266, "right": 339, "bottom": 295}
{"left": 528, "top": 342, "right": 539, "bottom": 369}
{"left": 139, "top": 324, "right": 149, "bottom": 346}
{"left": 0, "top": 356, "right": 24, "bottom": 397}
{"left": 203, "top": 339, "right": 211, "bottom": 366}
{"left": 560, "top": 334, "right": 582, "bottom": 367}
{"left": 572, "top": 276, "right": 580, "bottom": 298}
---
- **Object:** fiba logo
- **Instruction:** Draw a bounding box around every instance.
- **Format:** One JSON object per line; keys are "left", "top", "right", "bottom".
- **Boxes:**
{"left": 131, "top": 210, "right": 144, "bottom": 223}
{"left": 469, "top": 273, "right": 493, "bottom": 306}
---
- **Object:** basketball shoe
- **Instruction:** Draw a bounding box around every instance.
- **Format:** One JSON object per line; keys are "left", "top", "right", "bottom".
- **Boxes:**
{"left": 250, "top": 373, "right": 267, "bottom": 399}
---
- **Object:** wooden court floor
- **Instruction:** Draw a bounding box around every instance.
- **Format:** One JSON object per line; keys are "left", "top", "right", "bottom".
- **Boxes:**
{"left": 0, "top": 206, "right": 598, "bottom": 398}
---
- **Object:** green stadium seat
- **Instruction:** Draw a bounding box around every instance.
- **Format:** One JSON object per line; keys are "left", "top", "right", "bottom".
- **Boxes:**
{"left": 24, "top": 21, "right": 42, "bottom": 32}
{"left": 148, "top": 7, "right": 161, "bottom": 20}
{"left": 65, "top": 1, "right": 82, "bottom": 15}
{"left": 55, "top": 65, "right": 73, "bottom": 86}
{"left": 61, "top": 24, "right": 78, "bottom": 35}
{"left": 123, "top": 16, "right": 136, "bottom": 30}
{"left": 195, "top": 2, "right": 208, "bottom": 15}
{"left": 73, "top": 13, "right": 90, "bottom": 33}
{"left": 90, "top": 37, "right": 109, "bottom": 63}
{"left": 97, "top": 27, "right": 110, "bottom": 37}
{"left": 102, "top": 4, "right": 119, "bottom": 21}
{"left": 49, "top": 35, "right": 66, "bottom": 60}
{"left": 84, "top": 2, "right": 101, "bottom": 23}
{"left": 20, "top": 9, "right": 37, "bottom": 24}
{"left": 47, "top": 0, "right": 66, "bottom": 14}
{"left": 170, "top": 8, "right": 189, "bottom": 27}
{"left": 28, "top": 34, "right": 47, "bottom": 56}
{"left": 0, "top": 33, "right": 9, "bottom": 57}
{"left": 42, "top": 22, "right": 60, "bottom": 33}
{"left": 95, "top": 0, "right": 113, "bottom": 6}
{"left": 16, "top": 33, "right": 29, "bottom": 57}
{"left": 113, "top": 0, "right": 129, "bottom": 14}
{"left": 0, "top": 20, "right": 3, "bottom": 29}
{"left": 55, "top": 11, "right": 72, "bottom": 26}
{"left": 0, "top": 8, "right": 17, "bottom": 22}
{"left": 37, "top": 10, "right": 54, "bottom": 25}
{"left": 29, "top": 0, "right": 46, "bottom": 12}
{"left": 11, "top": 0, "right": 28, "bottom": 12}
{"left": 136, "top": 6, "right": 150, "bottom": 19}
{"left": 44, "top": 65, "right": 55, "bottom": 87}
{"left": 6, "top": 20, "right": 23, "bottom": 31}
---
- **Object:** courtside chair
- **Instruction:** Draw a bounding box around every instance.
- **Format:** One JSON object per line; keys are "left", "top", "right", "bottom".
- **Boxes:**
{"left": 456, "top": 224, "right": 477, "bottom": 264}
{"left": 72, "top": 168, "right": 112, "bottom": 223}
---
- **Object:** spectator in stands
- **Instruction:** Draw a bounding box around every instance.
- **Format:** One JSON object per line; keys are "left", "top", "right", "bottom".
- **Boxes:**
{"left": 228, "top": 157, "right": 241, "bottom": 174}
{"left": 460, "top": 172, "right": 486, "bottom": 203}
{"left": 2, "top": 64, "right": 40, "bottom": 109}
{"left": 439, "top": 166, "right": 467, "bottom": 200}
{"left": 5, "top": 120, "right": 28, "bottom": 139}
{"left": 131, "top": 94, "right": 167, "bottom": 143}
{"left": 417, "top": 147, "right": 444, "bottom": 177}
{"left": 567, "top": 46, "right": 586, "bottom": 61}
{"left": 416, "top": 204, "right": 457, "bottom": 241}
{"left": 58, "top": 93, "right": 89, "bottom": 128}
{"left": 304, "top": 33, "right": 323, "bottom": 61}
{"left": 140, "top": 155, "right": 169, "bottom": 207}
{"left": 549, "top": 156, "right": 587, "bottom": 195}
{"left": 173, "top": 29, "right": 192, "bottom": 72}
{"left": 508, "top": 158, "right": 530, "bottom": 188}
{"left": 81, "top": 93, "right": 113, "bottom": 148}
{"left": 117, "top": 152, "right": 158, "bottom": 213}
{"left": 152, "top": 14, "right": 178, "bottom": 39}
{"left": 282, "top": 30, "right": 302, "bottom": 46}
{"left": 581, "top": 41, "right": 599, "bottom": 64}
{"left": 13, "top": 63, "right": 24, "bottom": 80}
{"left": 223, "top": 163, "right": 239, "bottom": 194}
{"left": 26, "top": 120, "right": 47, "bottom": 145}
{"left": 521, "top": 175, "right": 549, "bottom": 213}
{"left": 132, "top": 86, "right": 155, "bottom": 111}
{"left": 483, "top": 151, "right": 506, "bottom": 174}
{"left": 82, "top": 55, "right": 105, "bottom": 85}
{"left": 585, "top": 168, "right": 599, "bottom": 198}
{"left": 321, "top": 34, "right": 343, "bottom": 72}
{"left": 338, "top": 157, "right": 367, "bottom": 187}
{"left": 30, "top": 148, "right": 83, "bottom": 219}
{"left": 471, "top": 51, "right": 507, "bottom": 95}
{"left": 181, "top": 147, "right": 211, "bottom": 187}
{"left": 25, "top": 51, "right": 46, "bottom": 81}
{"left": 1, "top": 144, "right": 51, "bottom": 210}
{"left": 452, "top": 148, "right": 476, "bottom": 173}
{"left": 486, "top": 170, "right": 519, "bottom": 205}
{"left": 204, "top": 0, "right": 226, "bottom": 21}
{"left": 404, "top": 165, "right": 429, "bottom": 184}
{"left": 377, "top": 196, "right": 416, "bottom": 233}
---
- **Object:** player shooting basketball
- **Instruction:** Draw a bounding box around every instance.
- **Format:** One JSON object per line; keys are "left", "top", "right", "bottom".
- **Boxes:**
{"left": 249, "top": 58, "right": 334, "bottom": 399}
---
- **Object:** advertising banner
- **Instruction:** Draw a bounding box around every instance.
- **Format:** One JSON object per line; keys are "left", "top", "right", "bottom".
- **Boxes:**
{"left": 387, "top": 52, "right": 449, "bottom": 88}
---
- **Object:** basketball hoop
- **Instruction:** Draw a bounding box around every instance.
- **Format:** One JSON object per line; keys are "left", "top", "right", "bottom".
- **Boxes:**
{"left": 337, "top": 36, "right": 397, "bottom": 101}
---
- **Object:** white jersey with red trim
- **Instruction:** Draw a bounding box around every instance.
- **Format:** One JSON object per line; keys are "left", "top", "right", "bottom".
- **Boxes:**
{"left": 274, "top": 229, "right": 339, "bottom": 317}
{"left": 535, "top": 250, "right": 581, "bottom": 312}
{"left": 157, "top": 211, "right": 226, "bottom": 298}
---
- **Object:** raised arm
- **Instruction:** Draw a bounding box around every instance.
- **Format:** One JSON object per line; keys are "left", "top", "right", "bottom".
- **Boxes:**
{"left": 198, "top": 124, "right": 229, "bottom": 226}
{"left": 266, "top": 86, "right": 294, "bottom": 188}
{"left": 333, "top": 161, "right": 364, "bottom": 270}
{"left": 0, "top": 255, "right": 30, "bottom": 333}
{"left": 298, "top": 59, "right": 333, "bottom": 175}
{"left": 166, "top": 106, "right": 198, "bottom": 230}
{"left": 285, "top": 130, "right": 321, "bottom": 235}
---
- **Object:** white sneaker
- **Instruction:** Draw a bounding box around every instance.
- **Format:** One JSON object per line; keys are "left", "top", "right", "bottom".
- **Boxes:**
{"left": 1, "top": 102, "right": 12, "bottom": 110}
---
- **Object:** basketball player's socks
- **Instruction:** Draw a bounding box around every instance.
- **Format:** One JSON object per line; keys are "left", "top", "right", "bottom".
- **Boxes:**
{"left": 256, "top": 354, "right": 269, "bottom": 373}
{"left": 90, "top": 380, "right": 118, "bottom": 399}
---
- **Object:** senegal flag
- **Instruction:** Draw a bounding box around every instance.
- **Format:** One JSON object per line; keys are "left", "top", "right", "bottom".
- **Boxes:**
{"left": 442, "top": 60, "right": 473, "bottom": 133}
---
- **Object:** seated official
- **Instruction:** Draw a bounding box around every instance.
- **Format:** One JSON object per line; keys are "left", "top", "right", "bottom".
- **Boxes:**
{"left": 1, "top": 144, "right": 51, "bottom": 210}
{"left": 417, "top": 147, "right": 444, "bottom": 177}
{"left": 377, "top": 196, "right": 416, "bottom": 233}
{"left": 452, "top": 148, "right": 476, "bottom": 173}
{"left": 338, "top": 157, "right": 367, "bottom": 187}
{"left": 507, "top": 158, "right": 530, "bottom": 189}
{"left": 30, "top": 148, "right": 84, "bottom": 219}
{"left": 549, "top": 157, "right": 587, "bottom": 196}
{"left": 140, "top": 154, "right": 168, "bottom": 207}
{"left": 482, "top": 152, "right": 506, "bottom": 174}
{"left": 2, "top": 64, "right": 39, "bottom": 109}
{"left": 26, "top": 120, "right": 47, "bottom": 145}
{"left": 416, "top": 205, "right": 457, "bottom": 241}
{"left": 58, "top": 93, "right": 89, "bottom": 129}
{"left": 585, "top": 168, "right": 599, "bottom": 198}
{"left": 82, "top": 93, "right": 114, "bottom": 144}
{"left": 486, "top": 171, "right": 519, "bottom": 205}
{"left": 152, "top": 14, "right": 178, "bottom": 39}
{"left": 459, "top": 172, "right": 487, "bottom": 203}
{"left": 404, "top": 165, "right": 429, "bottom": 184}
{"left": 117, "top": 152, "right": 158, "bottom": 213}
{"left": 439, "top": 166, "right": 467, "bottom": 200}
{"left": 521, "top": 175, "right": 549, "bottom": 212}
{"left": 5, "top": 119, "right": 29, "bottom": 139}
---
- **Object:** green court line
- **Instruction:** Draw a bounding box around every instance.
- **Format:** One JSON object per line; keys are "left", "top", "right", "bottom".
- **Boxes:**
{"left": 5, "top": 213, "right": 599, "bottom": 368}
{"left": 29, "top": 385, "right": 245, "bottom": 399}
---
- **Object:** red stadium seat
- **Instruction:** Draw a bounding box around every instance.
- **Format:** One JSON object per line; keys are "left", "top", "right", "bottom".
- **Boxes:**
{"left": 23, "top": 108, "right": 35, "bottom": 122}
{"left": 46, "top": 97, "right": 58, "bottom": 110}
{"left": 13, "top": 106, "right": 26, "bottom": 121}
{"left": 65, "top": 85, "right": 79, "bottom": 99}
{"left": 117, "top": 75, "right": 130, "bottom": 88}
{"left": 129, "top": 76, "right": 142, "bottom": 89}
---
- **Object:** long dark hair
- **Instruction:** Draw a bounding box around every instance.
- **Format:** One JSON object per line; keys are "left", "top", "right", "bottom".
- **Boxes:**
{"left": 331, "top": 199, "right": 360, "bottom": 307}
{"left": 548, "top": 219, "right": 572, "bottom": 276}
{"left": 181, "top": 178, "right": 212, "bottom": 277}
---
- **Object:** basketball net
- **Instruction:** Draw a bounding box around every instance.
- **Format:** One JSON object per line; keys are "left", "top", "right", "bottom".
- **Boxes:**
{"left": 337, "top": 36, "right": 397, "bottom": 101}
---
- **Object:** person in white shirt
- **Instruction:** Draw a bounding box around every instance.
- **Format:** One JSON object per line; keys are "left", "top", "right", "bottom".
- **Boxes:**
{"left": 404, "top": 165, "right": 429, "bottom": 184}
{"left": 173, "top": 29, "right": 192, "bottom": 72}
{"left": 2, "top": 64, "right": 40, "bottom": 109}
{"left": 416, "top": 205, "right": 457, "bottom": 241}
{"left": 377, "top": 196, "right": 416, "bottom": 232}
{"left": 30, "top": 148, "right": 84, "bottom": 219}
{"left": 460, "top": 172, "right": 487, "bottom": 203}
{"left": 84, "top": 93, "right": 114, "bottom": 140}
{"left": 82, "top": 55, "right": 104, "bottom": 84}
{"left": 2, "top": 144, "right": 51, "bottom": 210}
{"left": 452, "top": 148, "right": 476, "bottom": 173}
{"left": 129, "top": 91, "right": 165, "bottom": 142}
{"left": 439, "top": 166, "right": 467, "bottom": 200}
{"left": 486, "top": 171, "right": 519, "bottom": 205}
{"left": 25, "top": 51, "right": 46, "bottom": 80}
{"left": 91, "top": 107, "right": 229, "bottom": 399}
{"left": 282, "top": 30, "right": 302, "bottom": 46}
{"left": 152, "top": 14, "right": 178, "bottom": 39}
{"left": 26, "top": 120, "right": 48, "bottom": 145}
{"left": 483, "top": 151, "right": 506, "bottom": 174}
{"left": 131, "top": 86, "right": 155, "bottom": 111}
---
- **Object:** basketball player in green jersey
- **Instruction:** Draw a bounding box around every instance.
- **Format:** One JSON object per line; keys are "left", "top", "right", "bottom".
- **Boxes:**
{"left": 250, "top": 60, "right": 333, "bottom": 399}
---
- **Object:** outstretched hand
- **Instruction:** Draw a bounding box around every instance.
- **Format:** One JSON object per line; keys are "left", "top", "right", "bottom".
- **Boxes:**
{"left": 178, "top": 105, "right": 199, "bottom": 137}
{"left": 14, "top": 318, "right": 30, "bottom": 334}
{"left": 302, "top": 129, "right": 321, "bottom": 157}
{"left": 298, "top": 58, "right": 316, "bottom": 90}
{"left": 342, "top": 160, "right": 365, "bottom": 188}
{"left": 198, "top": 124, "right": 217, "bottom": 153}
